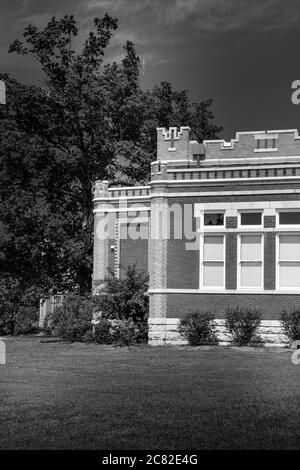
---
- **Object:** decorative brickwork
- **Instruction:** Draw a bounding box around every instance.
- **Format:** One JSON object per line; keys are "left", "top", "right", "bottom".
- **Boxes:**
{"left": 264, "top": 215, "right": 276, "bottom": 228}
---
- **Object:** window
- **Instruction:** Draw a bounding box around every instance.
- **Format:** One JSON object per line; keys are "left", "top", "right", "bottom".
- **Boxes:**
{"left": 240, "top": 212, "right": 262, "bottom": 226}
{"left": 201, "top": 235, "right": 225, "bottom": 288}
{"left": 204, "top": 213, "right": 224, "bottom": 226}
{"left": 238, "top": 235, "right": 263, "bottom": 288}
{"left": 255, "top": 138, "right": 277, "bottom": 150}
{"left": 278, "top": 211, "right": 300, "bottom": 225}
{"left": 277, "top": 235, "right": 300, "bottom": 289}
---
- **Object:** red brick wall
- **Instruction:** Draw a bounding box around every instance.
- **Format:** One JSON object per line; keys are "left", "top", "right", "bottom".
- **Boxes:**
{"left": 167, "top": 293, "right": 300, "bottom": 319}
{"left": 166, "top": 199, "right": 199, "bottom": 288}
{"left": 167, "top": 180, "right": 300, "bottom": 194}
{"left": 264, "top": 233, "right": 276, "bottom": 290}
{"left": 205, "top": 131, "right": 300, "bottom": 160}
{"left": 167, "top": 239, "right": 199, "bottom": 288}
{"left": 225, "top": 233, "right": 237, "bottom": 289}
{"left": 119, "top": 238, "right": 148, "bottom": 278}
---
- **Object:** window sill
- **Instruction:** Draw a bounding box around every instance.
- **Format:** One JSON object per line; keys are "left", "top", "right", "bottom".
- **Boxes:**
{"left": 254, "top": 148, "right": 278, "bottom": 152}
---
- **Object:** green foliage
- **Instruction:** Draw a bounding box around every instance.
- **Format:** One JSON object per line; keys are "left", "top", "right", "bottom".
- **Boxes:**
{"left": 109, "top": 319, "right": 141, "bottom": 346}
{"left": 93, "top": 319, "right": 112, "bottom": 344}
{"left": 1, "top": 14, "right": 222, "bottom": 296}
{"left": 0, "top": 274, "right": 40, "bottom": 335}
{"left": 178, "top": 311, "right": 217, "bottom": 346}
{"left": 225, "top": 306, "right": 262, "bottom": 346}
{"left": 46, "top": 294, "right": 93, "bottom": 342}
{"left": 94, "top": 265, "right": 149, "bottom": 323}
{"left": 93, "top": 318, "right": 148, "bottom": 346}
{"left": 13, "top": 306, "right": 39, "bottom": 335}
{"left": 280, "top": 308, "right": 300, "bottom": 342}
{"left": 44, "top": 266, "right": 149, "bottom": 344}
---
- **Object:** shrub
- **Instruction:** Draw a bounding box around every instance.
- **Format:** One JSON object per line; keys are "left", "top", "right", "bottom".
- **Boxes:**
{"left": 81, "top": 330, "right": 95, "bottom": 343}
{"left": 134, "top": 321, "right": 148, "bottom": 344}
{"left": 225, "top": 306, "right": 262, "bottom": 346}
{"left": 94, "top": 319, "right": 112, "bottom": 344}
{"left": 14, "top": 306, "right": 39, "bottom": 335}
{"left": 178, "top": 311, "right": 217, "bottom": 346}
{"left": 93, "top": 318, "right": 148, "bottom": 346}
{"left": 0, "top": 276, "right": 41, "bottom": 335}
{"left": 93, "top": 265, "right": 149, "bottom": 323}
{"left": 109, "top": 319, "right": 141, "bottom": 346}
{"left": 281, "top": 308, "right": 300, "bottom": 342}
{"left": 45, "top": 294, "right": 93, "bottom": 342}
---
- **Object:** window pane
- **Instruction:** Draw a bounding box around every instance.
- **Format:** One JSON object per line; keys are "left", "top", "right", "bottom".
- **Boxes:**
{"left": 240, "top": 235, "right": 262, "bottom": 261}
{"left": 204, "top": 213, "right": 224, "bottom": 226}
{"left": 203, "top": 236, "right": 223, "bottom": 260}
{"left": 279, "top": 262, "right": 300, "bottom": 288}
{"left": 279, "top": 212, "right": 300, "bottom": 225}
{"left": 240, "top": 262, "right": 262, "bottom": 287}
{"left": 240, "top": 212, "right": 261, "bottom": 225}
{"left": 279, "top": 235, "right": 300, "bottom": 260}
{"left": 203, "top": 262, "right": 223, "bottom": 287}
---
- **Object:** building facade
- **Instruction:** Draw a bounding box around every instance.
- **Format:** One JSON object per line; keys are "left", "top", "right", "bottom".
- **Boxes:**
{"left": 93, "top": 126, "right": 300, "bottom": 346}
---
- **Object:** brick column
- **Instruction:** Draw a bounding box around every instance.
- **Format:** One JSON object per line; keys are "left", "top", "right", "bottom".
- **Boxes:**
{"left": 264, "top": 215, "right": 276, "bottom": 290}
{"left": 225, "top": 216, "right": 237, "bottom": 289}
{"left": 149, "top": 195, "right": 168, "bottom": 318}
{"left": 148, "top": 184, "right": 169, "bottom": 344}
{"left": 93, "top": 181, "right": 110, "bottom": 294}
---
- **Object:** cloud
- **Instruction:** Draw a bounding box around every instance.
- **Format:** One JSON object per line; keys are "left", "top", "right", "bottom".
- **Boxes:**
{"left": 1, "top": 0, "right": 300, "bottom": 79}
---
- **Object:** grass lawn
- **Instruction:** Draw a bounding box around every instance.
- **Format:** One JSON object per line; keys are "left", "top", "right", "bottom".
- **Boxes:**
{"left": 0, "top": 337, "right": 299, "bottom": 450}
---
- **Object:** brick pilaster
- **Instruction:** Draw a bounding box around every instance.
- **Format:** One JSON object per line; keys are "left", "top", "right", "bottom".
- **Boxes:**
{"left": 93, "top": 181, "right": 110, "bottom": 293}
{"left": 149, "top": 194, "right": 168, "bottom": 319}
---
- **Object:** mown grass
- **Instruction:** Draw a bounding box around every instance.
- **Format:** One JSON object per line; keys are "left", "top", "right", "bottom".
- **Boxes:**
{"left": 0, "top": 338, "right": 299, "bottom": 449}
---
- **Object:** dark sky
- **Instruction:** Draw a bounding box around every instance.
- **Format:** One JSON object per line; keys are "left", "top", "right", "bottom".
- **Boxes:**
{"left": 1, "top": 0, "right": 300, "bottom": 139}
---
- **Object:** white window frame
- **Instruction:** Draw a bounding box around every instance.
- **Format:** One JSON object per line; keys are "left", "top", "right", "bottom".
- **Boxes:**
{"left": 276, "top": 233, "right": 300, "bottom": 291}
{"left": 237, "top": 234, "right": 264, "bottom": 290}
{"left": 276, "top": 209, "right": 300, "bottom": 229}
{"left": 200, "top": 233, "right": 226, "bottom": 290}
{"left": 238, "top": 210, "right": 263, "bottom": 229}
{"left": 200, "top": 210, "right": 225, "bottom": 231}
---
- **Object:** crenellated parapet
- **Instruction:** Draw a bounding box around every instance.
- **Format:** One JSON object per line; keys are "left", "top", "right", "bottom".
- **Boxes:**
{"left": 94, "top": 180, "right": 109, "bottom": 198}
{"left": 151, "top": 161, "right": 168, "bottom": 181}
{"left": 157, "top": 126, "right": 191, "bottom": 161}
{"left": 204, "top": 129, "right": 300, "bottom": 160}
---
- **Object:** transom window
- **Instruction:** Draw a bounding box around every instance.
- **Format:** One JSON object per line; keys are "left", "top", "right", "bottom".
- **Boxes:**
{"left": 240, "top": 212, "right": 262, "bottom": 226}
{"left": 201, "top": 235, "right": 225, "bottom": 288}
{"left": 238, "top": 235, "right": 263, "bottom": 289}
{"left": 204, "top": 212, "right": 224, "bottom": 226}
{"left": 277, "top": 235, "right": 300, "bottom": 289}
{"left": 278, "top": 211, "right": 300, "bottom": 225}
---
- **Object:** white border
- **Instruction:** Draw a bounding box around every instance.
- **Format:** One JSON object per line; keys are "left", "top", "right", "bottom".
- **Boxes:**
{"left": 238, "top": 210, "right": 263, "bottom": 229}
{"left": 199, "top": 233, "right": 226, "bottom": 291}
{"left": 276, "top": 232, "right": 300, "bottom": 291}
{"left": 276, "top": 208, "right": 300, "bottom": 229}
{"left": 237, "top": 234, "right": 264, "bottom": 291}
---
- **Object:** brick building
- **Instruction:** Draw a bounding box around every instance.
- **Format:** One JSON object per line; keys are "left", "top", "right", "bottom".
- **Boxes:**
{"left": 93, "top": 126, "right": 300, "bottom": 346}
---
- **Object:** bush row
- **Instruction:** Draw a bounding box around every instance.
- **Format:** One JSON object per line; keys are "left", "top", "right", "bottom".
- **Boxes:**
{"left": 178, "top": 306, "right": 300, "bottom": 346}
{"left": 43, "top": 266, "right": 149, "bottom": 346}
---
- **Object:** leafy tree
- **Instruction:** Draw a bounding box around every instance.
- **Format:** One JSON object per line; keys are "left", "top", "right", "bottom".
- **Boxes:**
{"left": 0, "top": 13, "right": 222, "bottom": 298}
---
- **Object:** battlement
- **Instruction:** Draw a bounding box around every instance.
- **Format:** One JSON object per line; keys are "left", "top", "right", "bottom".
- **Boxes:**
{"left": 204, "top": 129, "right": 300, "bottom": 160}
{"left": 156, "top": 126, "right": 205, "bottom": 162}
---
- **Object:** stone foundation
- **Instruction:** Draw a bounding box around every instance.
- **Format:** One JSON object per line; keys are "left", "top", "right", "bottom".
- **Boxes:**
{"left": 148, "top": 318, "right": 289, "bottom": 347}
